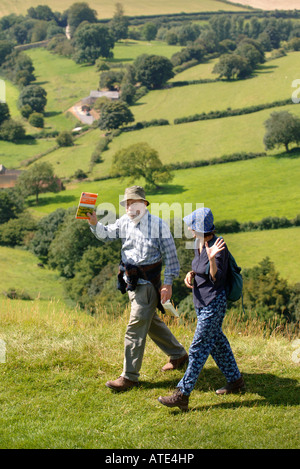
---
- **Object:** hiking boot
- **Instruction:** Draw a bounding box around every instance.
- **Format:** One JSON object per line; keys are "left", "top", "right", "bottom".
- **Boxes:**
{"left": 105, "top": 376, "right": 139, "bottom": 392}
{"left": 161, "top": 353, "right": 188, "bottom": 372}
{"left": 215, "top": 376, "right": 245, "bottom": 395}
{"left": 158, "top": 388, "right": 189, "bottom": 411}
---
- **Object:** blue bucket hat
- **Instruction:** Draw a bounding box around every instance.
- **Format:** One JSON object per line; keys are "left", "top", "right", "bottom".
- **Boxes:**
{"left": 183, "top": 207, "right": 215, "bottom": 234}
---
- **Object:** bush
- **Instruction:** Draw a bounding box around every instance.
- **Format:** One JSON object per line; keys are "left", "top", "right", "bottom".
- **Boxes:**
{"left": 3, "top": 288, "right": 32, "bottom": 300}
{"left": 30, "top": 208, "right": 66, "bottom": 260}
{"left": 29, "top": 112, "right": 44, "bottom": 128}
{"left": 18, "top": 84, "right": 47, "bottom": 114}
{"left": 20, "top": 104, "right": 33, "bottom": 119}
{"left": 0, "top": 212, "right": 36, "bottom": 247}
{"left": 0, "top": 119, "right": 26, "bottom": 141}
{"left": 56, "top": 130, "right": 74, "bottom": 147}
{"left": 73, "top": 169, "right": 88, "bottom": 180}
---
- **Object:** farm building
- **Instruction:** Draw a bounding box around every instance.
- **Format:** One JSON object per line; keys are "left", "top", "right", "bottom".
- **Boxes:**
{"left": 0, "top": 165, "right": 22, "bottom": 188}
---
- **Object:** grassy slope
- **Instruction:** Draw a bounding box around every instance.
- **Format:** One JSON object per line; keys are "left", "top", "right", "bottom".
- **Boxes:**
{"left": 0, "top": 0, "right": 248, "bottom": 19}
{"left": 0, "top": 298, "right": 298, "bottom": 449}
{"left": 30, "top": 155, "right": 300, "bottom": 222}
{"left": 18, "top": 51, "right": 300, "bottom": 178}
{"left": 0, "top": 246, "right": 64, "bottom": 300}
{"left": 132, "top": 53, "right": 300, "bottom": 122}
{"left": 225, "top": 227, "right": 300, "bottom": 285}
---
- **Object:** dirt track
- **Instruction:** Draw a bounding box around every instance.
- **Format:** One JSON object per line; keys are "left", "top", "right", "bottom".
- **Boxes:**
{"left": 228, "top": 0, "right": 300, "bottom": 10}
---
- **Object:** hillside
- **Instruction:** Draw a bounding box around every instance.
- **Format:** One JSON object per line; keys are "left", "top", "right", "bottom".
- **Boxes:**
{"left": 0, "top": 298, "right": 299, "bottom": 449}
{"left": 0, "top": 2, "right": 299, "bottom": 452}
{"left": 2, "top": 40, "right": 300, "bottom": 286}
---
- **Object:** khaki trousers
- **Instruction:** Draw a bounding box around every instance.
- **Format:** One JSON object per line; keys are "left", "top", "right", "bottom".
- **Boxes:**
{"left": 121, "top": 283, "right": 186, "bottom": 382}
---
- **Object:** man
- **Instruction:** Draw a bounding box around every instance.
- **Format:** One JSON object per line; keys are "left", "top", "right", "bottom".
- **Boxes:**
{"left": 87, "top": 185, "right": 188, "bottom": 391}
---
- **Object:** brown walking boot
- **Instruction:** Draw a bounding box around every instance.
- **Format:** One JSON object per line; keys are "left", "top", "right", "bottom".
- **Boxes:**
{"left": 215, "top": 376, "right": 245, "bottom": 395}
{"left": 105, "top": 376, "right": 139, "bottom": 392}
{"left": 158, "top": 388, "right": 189, "bottom": 411}
{"left": 161, "top": 353, "right": 188, "bottom": 372}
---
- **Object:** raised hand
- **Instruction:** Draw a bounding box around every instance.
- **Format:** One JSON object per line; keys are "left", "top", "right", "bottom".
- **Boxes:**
{"left": 205, "top": 237, "right": 225, "bottom": 261}
{"left": 86, "top": 211, "right": 98, "bottom": 226}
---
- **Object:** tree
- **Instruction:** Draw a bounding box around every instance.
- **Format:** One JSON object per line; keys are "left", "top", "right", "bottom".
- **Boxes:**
{"left": 27, "top": 5, "right": 56, "bottom": 21}
{"left": 16, "top": 162, "right": 61, "bottom": 204}
{"left": 213, "top": 53, "right": 252, "bottom": 80}
{"left": 109, "top": 3, "right": 129, "bottom": 41}
{"left": 47, "top": 211, "right": 100, "bottom": 277}
{"left": 0, "top": 103, "right": 10, "bottom": 126}
{"left": 56, "top": 130, "right": 74, "bottom": 147}
{"left": 66, "top": 2, "right": 97, "bottom": 33}
{"left": 29, "top": 112, "right": 44, "bottom": 128}
{"left": 97, "top": 100, "right": 134, "bottom": 130}
{"left": 263, "top": 111, "right": 300, "bottom": 152}
{"left": 120, "top": 81, "right": 136, "bottom": 105}
{"left": 0, "top": 119, "right": 26, "bottom": 141}
{"left": 235, "top": 39, "right": 265, "bottom": 68}
{"left": 111, "top": 142, "right": 173, "bottom": 189}
{"left": 142, "top": 23, "right": 158, "bottom": 42}
{"left": 0, "top": 40, "right": 14, "bottom": 66}
{"left": 99, "top": 70, "right": 124, "bottom": 90}
{"left": 18, "top": 84, "right": 47, "bottom": 113}
{"left": 30, "top": 208, "right": 66, "bottom": 260}
{"left": 134, "top": 54, "right": 174, "bottom": 89}
{"left": 73, "top": 23, "right": 115, "bottom": 64}
{"left": 0, "top": 188, "right": 24, "bottom": 225}
{"left": 242, "top": 257, "right": 291, "bottom": 322}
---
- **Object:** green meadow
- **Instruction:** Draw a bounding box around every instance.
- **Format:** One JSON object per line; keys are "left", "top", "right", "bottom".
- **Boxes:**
{"left": 4, "top": 103, "right": 300, "bottom": 176}
{"left": 4, "top": 49, "right": 300, "bottom": 179}
{"left": 225, "top": 227, "right": 300, "bottom": 285}
{"left": 30, "top": 155, "right": 300, "bottom": 223}
{"left": 0, "top": 246, "right": 64, "bottom": 300}
{"left": 132, "top": 53, "right": 300, "bottom": 123}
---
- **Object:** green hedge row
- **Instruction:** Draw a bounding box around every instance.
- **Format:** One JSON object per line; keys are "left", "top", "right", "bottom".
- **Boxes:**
{"left": 168, "top": 151, "right": 266, "bottom": 170}
{"left": 215, "top": 214, "right": 300, "bottom": 234}
{"left": 174, "top": 98, "right": 291, "bottom": 125}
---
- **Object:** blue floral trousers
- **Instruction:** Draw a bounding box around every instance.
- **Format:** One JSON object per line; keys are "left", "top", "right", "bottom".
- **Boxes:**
{"left": 177, "top": 291, "right": 241, "bottom": 396}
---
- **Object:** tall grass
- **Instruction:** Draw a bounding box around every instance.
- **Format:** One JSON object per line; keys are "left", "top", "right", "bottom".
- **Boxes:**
{"left": 0, "top": 298, "right": 299, "bottom": 449}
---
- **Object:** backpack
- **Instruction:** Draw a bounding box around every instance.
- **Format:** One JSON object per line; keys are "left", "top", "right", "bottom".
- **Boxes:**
{"left": 226, "top": 250, "right": 243, "bottom": 302}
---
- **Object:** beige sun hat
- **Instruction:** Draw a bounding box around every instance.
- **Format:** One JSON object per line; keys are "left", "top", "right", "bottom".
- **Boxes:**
{"left": 119, "top": 185, "right": 150, "bottom": 206}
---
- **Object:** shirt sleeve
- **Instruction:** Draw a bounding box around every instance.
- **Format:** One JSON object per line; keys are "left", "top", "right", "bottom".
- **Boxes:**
{"left": 90, "top": 218, "right": 120, "bottom": 241}
{"left": 158, "top": 221, "right": 180, "bottom": 285}
{"left": 209, "top": 247, "right": 228, "bottom": 285}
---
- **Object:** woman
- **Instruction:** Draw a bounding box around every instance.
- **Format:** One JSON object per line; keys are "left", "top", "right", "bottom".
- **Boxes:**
{"left": 158, "top": 207, "right": 244, "bottom": 411}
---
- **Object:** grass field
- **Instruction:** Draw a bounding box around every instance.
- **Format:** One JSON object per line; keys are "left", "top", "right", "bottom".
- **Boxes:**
{"left": 34, "top": 103, "right": 300, "bottom": 180}
{"left": 225, "top": 227, "right": 300, "bottom": 285}
{"left": 0, "top": 298, "right": 298, "bottom": 449}
{"left": 0, "top": 0, "right": 248, "bottom": 19}
{"left": 132, "top": 53, "right": 300, "bottom": 123}
{"left": 29, "top": 155, "right": 300, "bottom": 223}
{"left": 0, "top": 246, "right": 64, "bottom": 300}
{"left": 3, "top": 47, "right": 300, "bottom": 174}
{"left": 7, "top": 49, "right": 298, "bottom": 178}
